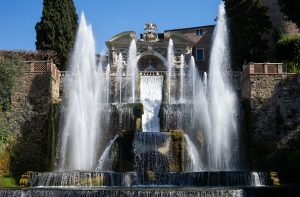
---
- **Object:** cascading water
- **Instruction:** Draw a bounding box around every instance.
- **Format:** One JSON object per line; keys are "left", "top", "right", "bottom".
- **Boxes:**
{"left": 167, "top": 39, "right": 174, "bottom": 103}
{"left": 140, "top": 76, "right": 164, "bottom": 132}
{"left": 127, "top": 39, "right": 138, "bottom": 103}
{"left": 207, "top": 2, "right": 238, "bottom": 170}
{"left": 58, "top": 13, "right": 104, "bottom": 171}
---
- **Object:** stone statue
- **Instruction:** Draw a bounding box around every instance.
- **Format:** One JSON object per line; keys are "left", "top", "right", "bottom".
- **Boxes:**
{"left": 111, "top": 47, "right": 117, "bottom": 66}
{"left": 144, "top": 22, "right": 158, "bottom": 32}
{"left": 141, "top": 22, "right": 159, "bottom": 43}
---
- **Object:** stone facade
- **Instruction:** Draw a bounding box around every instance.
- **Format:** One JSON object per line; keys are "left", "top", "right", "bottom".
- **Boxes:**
{"left": 8, "top": 61, "right": 60, "bottom": 177}
{"left": 241, "top": 63, "right": 300, "bottom": 181}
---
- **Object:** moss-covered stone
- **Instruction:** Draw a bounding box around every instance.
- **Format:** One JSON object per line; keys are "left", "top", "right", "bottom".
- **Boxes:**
{"left": 135, "top": 118, "right": 142, "bottom": 131}
{"left": 47, "top": 102, "right": 58, "bottom": 170}
{"left": 270, "top": 171, "right": 280, "bottom": 186}
{"left": 169, "top": 130, "right": 185, "bottom": 172}
{"left": 113, "top": 130, "right": 135, "bottom": 172}
{"left": 0, "top": 177, "right": 17, "bottom": 187}
{"left": 79, "top": 175, "right": 104, "bottom": 186}
{"left": 146, "top": 170, "right": 156, "bottom": 181}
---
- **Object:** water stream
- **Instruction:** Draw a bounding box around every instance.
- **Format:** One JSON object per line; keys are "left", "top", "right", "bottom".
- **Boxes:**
{"left": 140, "top": 76, "right": 164, "bottom": 132}
{"left": 58, "top": 13, "right": 105, "bottom": 171}
{"left": 207, "top": 2, "right": 238, "bottom": 170}
{"left": 127, "top": 39, "right": 138, "bottom": 103}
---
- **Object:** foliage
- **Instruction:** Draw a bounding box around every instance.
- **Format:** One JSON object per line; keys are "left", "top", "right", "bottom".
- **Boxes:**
{"left": 0, "top": 50, "right": 59, "bottom": 65}
{"left": 0, "top": 57, "right": 25, "bottom": 111}
{"left": 35, "top": 0, "right": 78, "bottom": 70}
{"left": 224, "top": 0, "right": 272, "bottom": 70}
{"left": 276, "top": 35, "right": 300, "bottom": 73}
{"left": 0, "top": 118, "right": 16, "bottom": 154}
{"left": 278, "top": 0, "right": 300, "bottom": 29}
{"left": 281, "top": 149, "right": 300, "bottom": 184}
{"left": 0, "top": 177, "right": 17, "bottom": 187}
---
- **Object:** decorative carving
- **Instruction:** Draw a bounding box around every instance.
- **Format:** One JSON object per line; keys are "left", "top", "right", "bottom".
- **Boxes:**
{"left": 129, "top": 32, "right": 136, "bottom": 39}
{"left": 147, "top": 46, "right": 153, "bottom": 52}
{"left": 185, "top": 47, "right": 192, "bottom": 55}
{"left": 141, "top": 22, "right": 159, "bottom": 43}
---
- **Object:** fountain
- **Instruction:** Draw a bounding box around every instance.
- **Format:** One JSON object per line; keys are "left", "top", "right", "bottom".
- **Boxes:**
{"left": 140, "top": 76, "right": 164, "bottom": 133}
{"left": 127, "top": 39, "right": 138, "bottom": 103}
{"left": 179, "top": 54, "right": 185, "bottom": 103}
{"left": 116, "top": 53, "right": 123, "bottom": 103}
{"left": 207, "top": 2, "right": 238, "bottom": 170}
{"left": 167, "top": 39, "right": 174, "bottom": 103}
{"left": 1, "top": 3, "right": 294, "bottom": 197}
{"left": 58, "top": 13, "right": 105, "bottom": 171}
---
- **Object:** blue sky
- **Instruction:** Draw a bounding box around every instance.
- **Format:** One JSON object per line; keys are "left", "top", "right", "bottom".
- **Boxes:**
{"left": 0, "top": 0, "right": 220, "bottom": 52}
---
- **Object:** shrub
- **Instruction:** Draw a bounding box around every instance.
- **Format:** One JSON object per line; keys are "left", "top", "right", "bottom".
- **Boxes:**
{"left": 0, "top": 57, "right": 25, "bottom": 111}
{"left": 276, "top": 35, "right": 300, "bottom": 73}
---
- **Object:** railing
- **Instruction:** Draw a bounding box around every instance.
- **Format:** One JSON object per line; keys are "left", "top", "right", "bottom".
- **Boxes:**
{"left": 24, "top": 60, "right": 60, "bottom": 80}
{"left": 244, "top": 63, "right": 283, "bottom": 74}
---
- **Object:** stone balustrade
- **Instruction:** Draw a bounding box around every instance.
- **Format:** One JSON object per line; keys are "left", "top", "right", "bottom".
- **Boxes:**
{"left": 24, "top": 60, "right": 61, "bottom": 80}
{"left": 243, "top": 63, "right": 283, "bottom": 75}
{"left": 23, "top": 60, "right": 61, "bottom": 100}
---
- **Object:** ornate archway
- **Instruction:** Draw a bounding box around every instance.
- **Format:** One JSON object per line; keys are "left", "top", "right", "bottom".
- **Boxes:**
{"left": 137, "top": 52, "right": 167, "bottom": 71}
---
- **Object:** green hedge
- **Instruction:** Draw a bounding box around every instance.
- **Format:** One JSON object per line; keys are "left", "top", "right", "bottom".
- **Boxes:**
{"left": 276, "top": 35, "right": 300, "bottom": 73}
{"left": 0, "top": 57, "right": 25, "bottom": 111}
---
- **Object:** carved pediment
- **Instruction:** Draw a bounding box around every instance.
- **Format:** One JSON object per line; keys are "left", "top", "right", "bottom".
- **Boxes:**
{"left": 164, "top": 31, "right": 193, "bottom": 44}
{"left": 106, "top": 31, "right": 136, "bottom": 47}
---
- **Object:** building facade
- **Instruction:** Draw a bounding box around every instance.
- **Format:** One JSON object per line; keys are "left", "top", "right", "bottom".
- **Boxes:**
{"left": 166, "top": 25, "right": 215, "bottom": 72}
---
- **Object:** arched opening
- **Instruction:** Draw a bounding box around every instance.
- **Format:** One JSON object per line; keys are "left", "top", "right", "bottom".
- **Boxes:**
{"left": 137, "top": 55, "right": 166, "bottom": 71}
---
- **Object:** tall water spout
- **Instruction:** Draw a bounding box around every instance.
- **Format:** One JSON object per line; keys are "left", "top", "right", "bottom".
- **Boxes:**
{"left": 127, "top": 39, "right": 138, "bottom": 103}
{"left": 190, "top": 56, "right": 210, "bottom": 170}
{"left": 59, "top": 13, "right": 104, "bottom": 171}
{"left": 207, "top": 2, "right": 238, "bottom": 170}
{"left": 167, "top": 39, "right": 174, "bottom": 103}
{"left": 189, "top": 56, "right": 197, "bottom": 102}
{"left": 116, "top": 53, "right": 123, "bottom": 103}
{"left": 179, "top": 54, "right": 185, "bottom": 102}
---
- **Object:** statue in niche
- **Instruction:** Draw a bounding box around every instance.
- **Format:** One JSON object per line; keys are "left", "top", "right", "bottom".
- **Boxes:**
{"left": 111, "top": 47, "right": 117, "bottom": 66}
{"left": 141, "top": 22, "right": 159, "bottom": 43}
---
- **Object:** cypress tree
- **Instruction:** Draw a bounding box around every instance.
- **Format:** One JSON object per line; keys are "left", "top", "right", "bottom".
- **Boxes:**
{"left": 224, "top": 0, "right": 272, "bottom": 70}
{"left": 278, "top": 0, "right": 300, "bottom": 29}
{"left": 35, "top": 0, "right": 78, "bottom": 70}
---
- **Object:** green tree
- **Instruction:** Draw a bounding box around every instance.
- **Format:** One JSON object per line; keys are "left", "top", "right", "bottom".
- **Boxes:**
{"left": 278, "top": 0, "right": 300, "bottom": 29}
{"left": 276, "top": 35, "right": 300, "bottom": 73}
{"left": 224, "top": 0, "right": 272, "bottom": 70}
{"left": 35, "top": 0, "right": 78, "bottom": 70}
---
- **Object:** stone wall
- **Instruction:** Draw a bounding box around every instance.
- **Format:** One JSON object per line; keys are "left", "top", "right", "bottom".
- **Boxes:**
{"left": 241, "top": 63, "right": 300, "bottom": 183}
{"left": 8, "top": 61, "right": 60, "bottom": 178}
